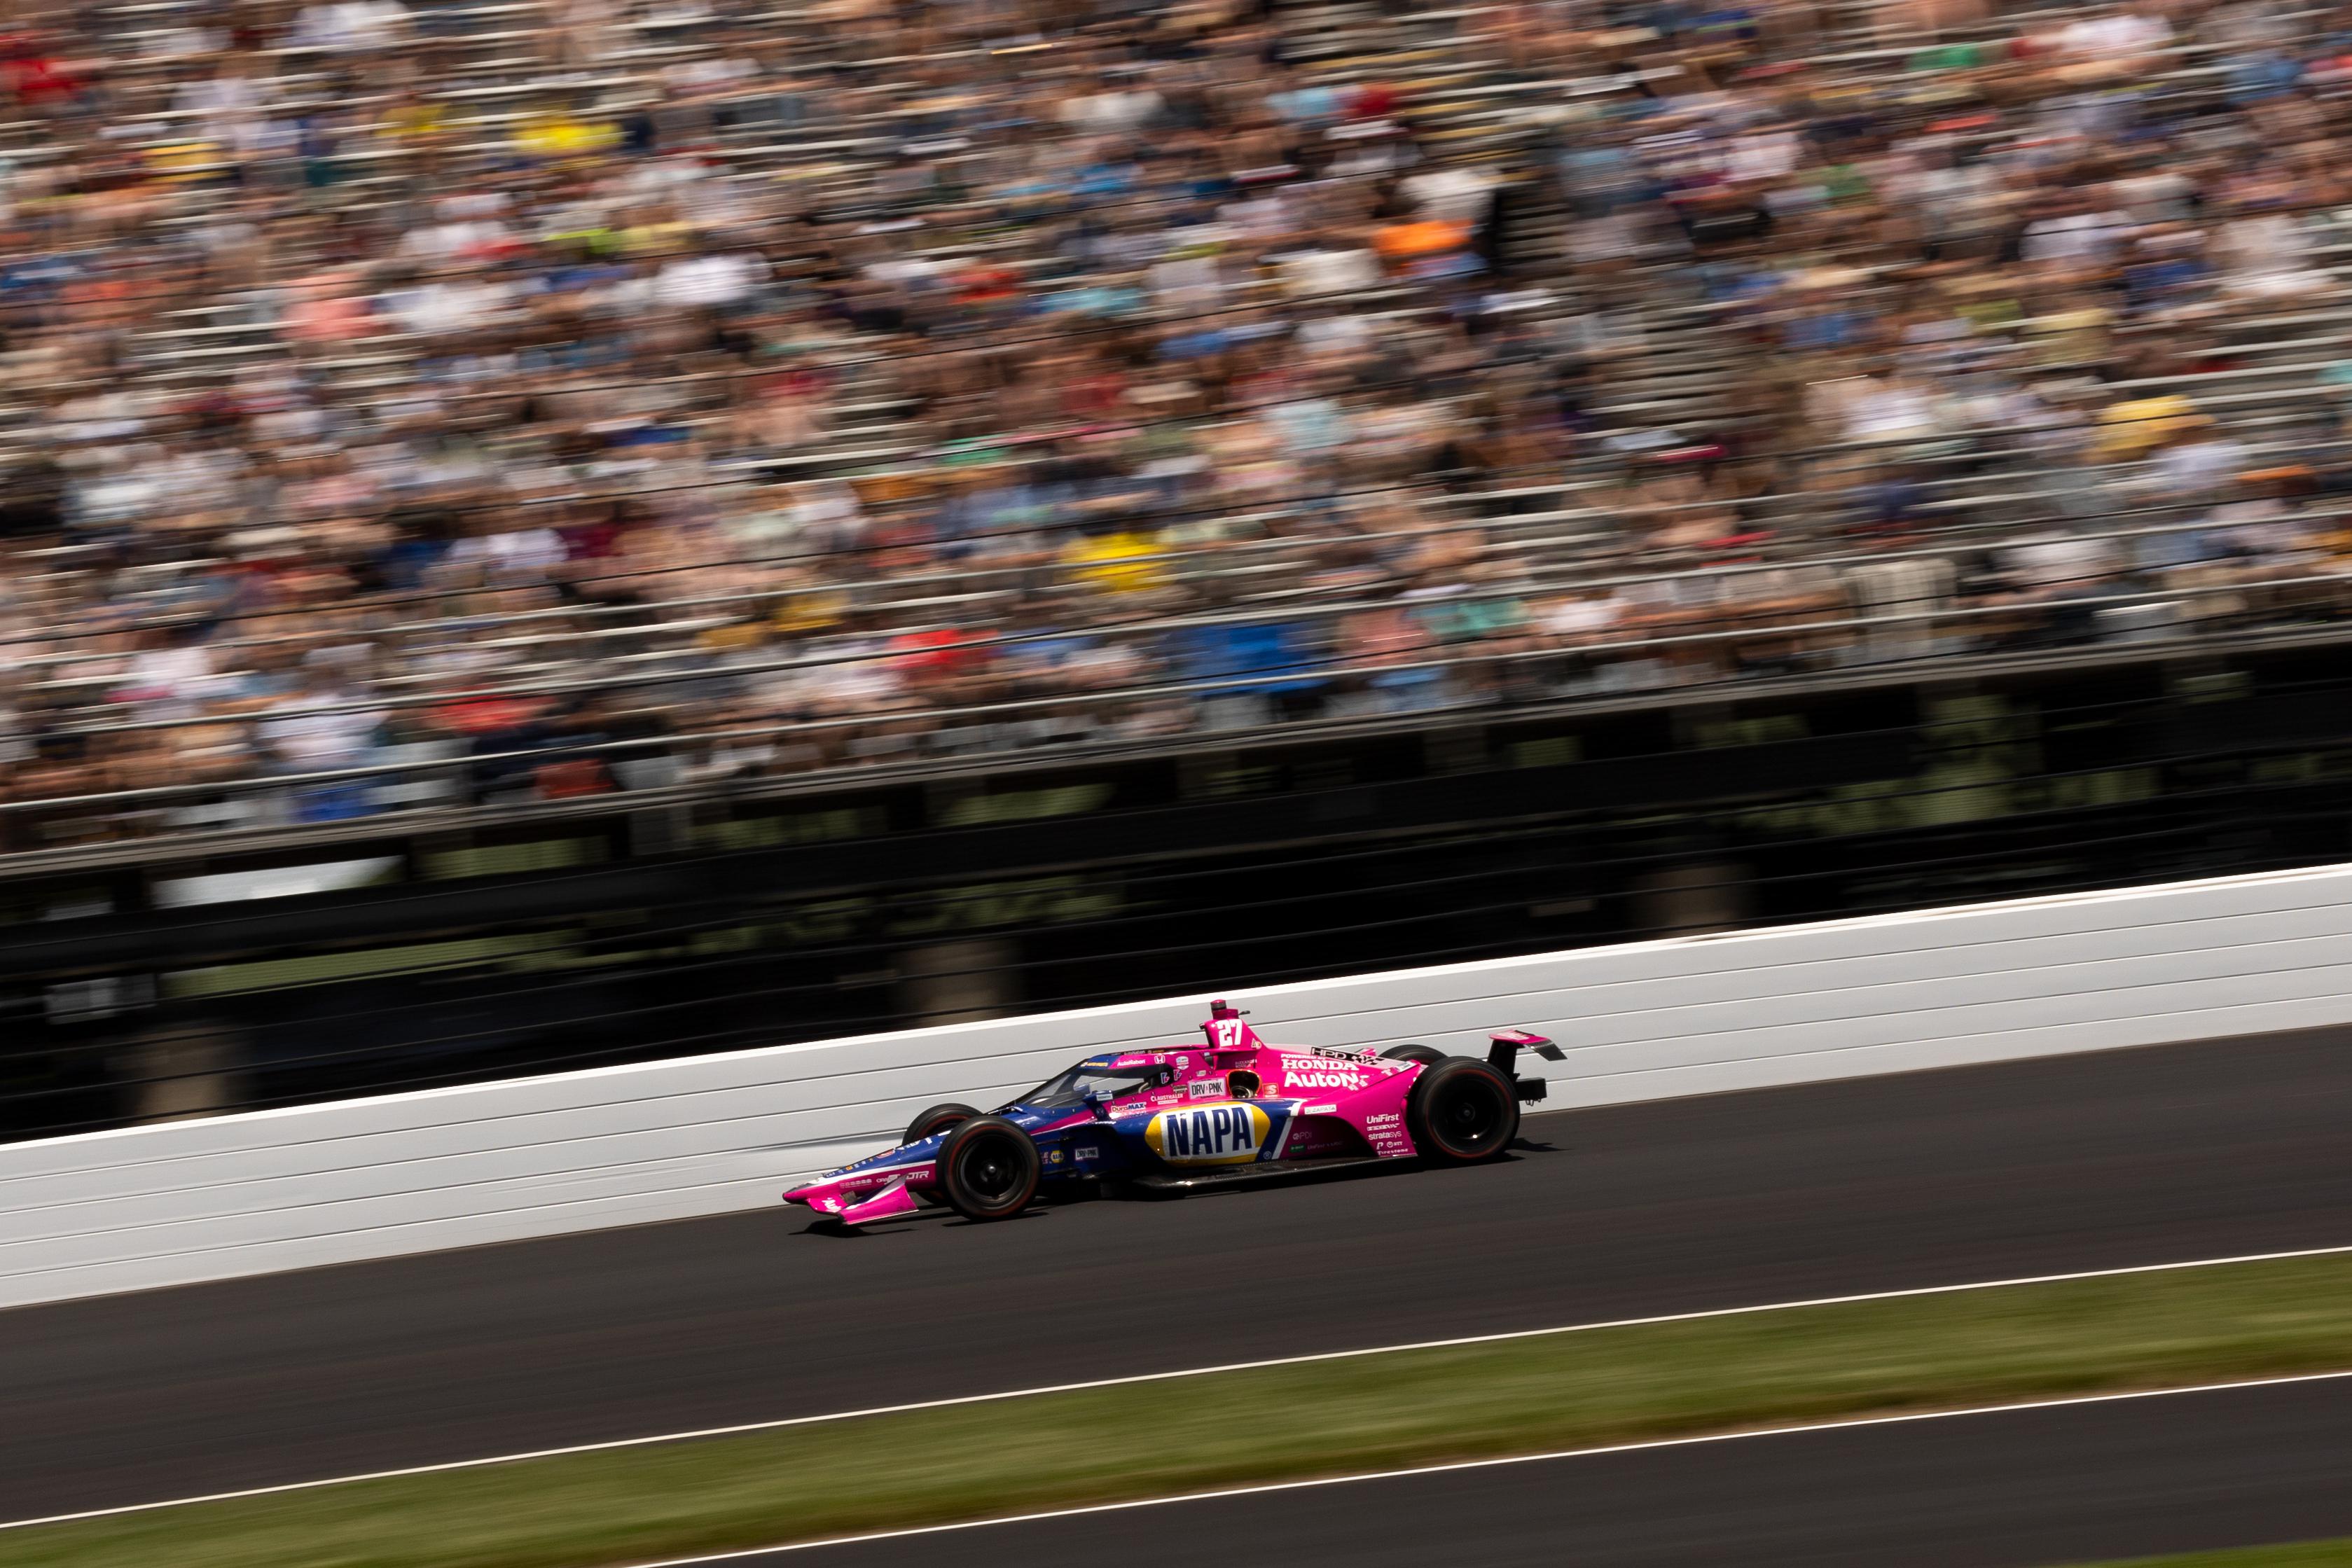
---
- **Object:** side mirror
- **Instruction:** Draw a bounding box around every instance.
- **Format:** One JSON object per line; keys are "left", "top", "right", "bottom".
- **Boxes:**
{"left": 1084, "top": 1088, "right": 1112, "bottom": 1121}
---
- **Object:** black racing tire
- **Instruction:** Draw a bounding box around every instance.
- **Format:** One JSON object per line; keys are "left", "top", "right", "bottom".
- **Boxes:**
{"left": 903, "top": 1102, "right": 981, "bottom": 1146}
{"left": 1408, "top": 1057, "right": 1520, "bottom": 1164}
{"left": 1380, "top": 1043, "right": 1447, "bottom": 1066}
{"left": 936, "top": 1116, "right": 1042, "bottom": 1221}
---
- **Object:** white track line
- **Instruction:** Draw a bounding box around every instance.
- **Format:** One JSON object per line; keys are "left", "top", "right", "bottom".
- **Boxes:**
{"left": 6, "top": 1240, "right": 2350, "bottom": 1534}
{"left": 623, "top": 1370, "right": 2352, "bottom": 1565}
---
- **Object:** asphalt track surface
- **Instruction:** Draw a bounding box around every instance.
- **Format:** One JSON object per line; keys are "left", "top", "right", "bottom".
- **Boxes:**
{"left": 6, "top": 1026, "right": 2352, "bottom": 1527}
{"left": 770, "top": 1377, "right": 2352, "bottom": 1568}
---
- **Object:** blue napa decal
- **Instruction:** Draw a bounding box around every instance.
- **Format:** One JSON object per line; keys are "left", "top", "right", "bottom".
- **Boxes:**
{"left": 1144, "top": 1102, "right": 1273, "bottom": 1166}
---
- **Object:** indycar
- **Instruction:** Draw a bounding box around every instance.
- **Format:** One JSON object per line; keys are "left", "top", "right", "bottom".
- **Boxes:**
{"left": 782, "top": 1000, "right": 1566, "bottom": 1226}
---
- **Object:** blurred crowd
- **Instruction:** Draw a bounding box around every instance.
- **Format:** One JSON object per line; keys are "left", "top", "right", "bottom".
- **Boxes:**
{"left": 4, "top": 0, "right": 2352, "bottom": 847}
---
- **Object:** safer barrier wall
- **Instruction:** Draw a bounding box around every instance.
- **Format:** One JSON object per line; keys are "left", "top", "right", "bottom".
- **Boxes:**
{"left": 8, "top": 861, "right": 2352, "bottom": 1310}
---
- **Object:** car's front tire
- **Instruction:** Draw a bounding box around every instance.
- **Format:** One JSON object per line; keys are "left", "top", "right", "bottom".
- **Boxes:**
{"left": 936, "top": 1116, "right": 1042, "bottom": 1221}
{"left": 904, "top": 1102, "right": 981, "bottom": 1146}
{"left": 1408, "top": 1057, "right": 1519, "bottom": 1163}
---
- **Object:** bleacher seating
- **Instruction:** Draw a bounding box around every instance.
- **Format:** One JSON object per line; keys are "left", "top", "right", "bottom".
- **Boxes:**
{"left": 1, "top": 0, "right": 2349, "bottom": 851}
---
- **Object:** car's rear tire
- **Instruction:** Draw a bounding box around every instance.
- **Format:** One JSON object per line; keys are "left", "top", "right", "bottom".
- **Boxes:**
{"left": 1408, "top": 1057, "right": 1519, "bottom": 1164}
{"left": 1380, "top": 1043, "right": 1446, "bottom": 1066}
{"left": 903, "top": 1102, "right": 981, "bottom": 1146}
{"left": 937, "top": 1116, "right": 1042, "bottom": 1221}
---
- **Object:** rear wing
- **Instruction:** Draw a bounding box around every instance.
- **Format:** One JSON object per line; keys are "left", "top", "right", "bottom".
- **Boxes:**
{"left": 1487, "top": 1029, "right": 1568, "bottom": 1104}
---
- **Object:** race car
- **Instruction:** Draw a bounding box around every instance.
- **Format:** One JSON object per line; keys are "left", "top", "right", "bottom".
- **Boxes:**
{"left": 782, "top": 1000, "right": 1566, "bottom": 1226}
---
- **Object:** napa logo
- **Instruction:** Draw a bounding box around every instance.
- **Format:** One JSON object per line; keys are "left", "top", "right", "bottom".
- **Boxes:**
{"left": 1145, "top": 1102, "right": 1272, "bottom": 1166}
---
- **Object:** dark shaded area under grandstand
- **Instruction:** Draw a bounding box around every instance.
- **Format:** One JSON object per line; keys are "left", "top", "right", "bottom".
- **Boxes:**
{"left": 8, "top": 635, "right": 2352, "bottom": 1137}
{"left": 5, "top": 1026, "right": 2346, "bottom": 1521}
{"left": 778, "top": 1378, "right": 2352, "bottom": 1568}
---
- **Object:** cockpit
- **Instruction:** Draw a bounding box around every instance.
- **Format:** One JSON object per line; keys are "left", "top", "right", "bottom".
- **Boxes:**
{"left": 1011, "top": 1060, "right": 1173, "bottom": 1111}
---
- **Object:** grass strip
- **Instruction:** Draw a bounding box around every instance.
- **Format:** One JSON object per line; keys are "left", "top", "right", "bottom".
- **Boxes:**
{"left": 2071, "top": 1541, "right": 2352, "bottom": 1567}
{"left": 10, "top": 1252, "right": 2352, "bottom": 1568}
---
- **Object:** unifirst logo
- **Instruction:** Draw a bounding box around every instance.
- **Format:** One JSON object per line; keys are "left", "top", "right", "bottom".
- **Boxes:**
{"left": 1146, "top": 1103, "right": 1272, "bottom": 1166}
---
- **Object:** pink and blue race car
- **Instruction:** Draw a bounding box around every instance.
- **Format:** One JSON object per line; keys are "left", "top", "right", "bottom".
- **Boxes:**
{"left": 782, "top": 1001, "right": 1566, "bottom": 1226}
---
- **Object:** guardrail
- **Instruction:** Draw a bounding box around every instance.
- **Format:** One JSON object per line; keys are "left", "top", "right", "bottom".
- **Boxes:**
{"left": 7, "top": 860, "right": 2352, "bottom": 1310}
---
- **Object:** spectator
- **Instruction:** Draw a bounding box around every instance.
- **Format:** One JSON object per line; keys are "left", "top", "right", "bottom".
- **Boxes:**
{"left": 4, "top": 0, "right": 2352, "bottom": 852}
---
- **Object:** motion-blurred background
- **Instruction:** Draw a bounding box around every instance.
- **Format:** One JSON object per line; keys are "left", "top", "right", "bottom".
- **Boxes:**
{"left": 5, "top": 0, "right": 2352, "bottom": 1139}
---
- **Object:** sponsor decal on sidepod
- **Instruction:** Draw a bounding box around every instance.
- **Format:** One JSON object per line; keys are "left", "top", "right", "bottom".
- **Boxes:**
{"left": 1284, "top": 1067, "right": 1368, "bottom": 1090}
{"left": 1144, "top": 1102, "right": 1273, "bottom": 1165}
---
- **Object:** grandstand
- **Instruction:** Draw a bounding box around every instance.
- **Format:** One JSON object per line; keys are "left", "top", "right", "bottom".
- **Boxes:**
{"left": 2, "top": 0, "right": 2349, "bottom": 854}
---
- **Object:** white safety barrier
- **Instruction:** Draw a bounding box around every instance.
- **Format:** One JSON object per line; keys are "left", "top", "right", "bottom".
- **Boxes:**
{"left": 6, "top": 861, "right": 2352, "bottom": 1310}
